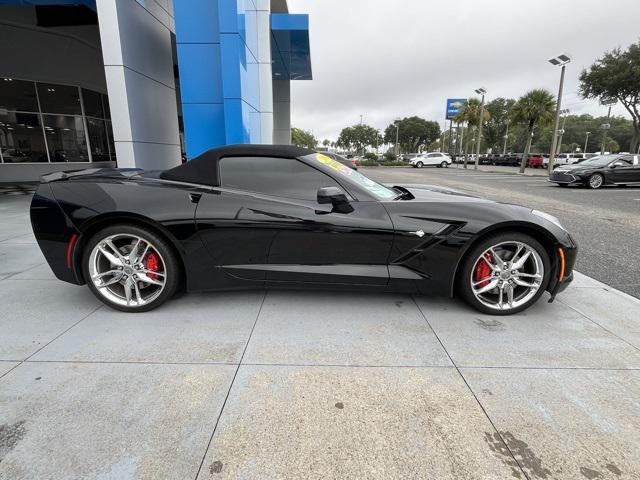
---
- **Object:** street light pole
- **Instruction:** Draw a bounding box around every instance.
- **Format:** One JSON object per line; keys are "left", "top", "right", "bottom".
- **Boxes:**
{"left": 547, "top": 53, "right": 571, "bottom": 174}
{"left": 502, "top": 120, "right": 510, "bottom": 156}
{"left": 474, "top": 87, "right": 487, "bottom": 170}
{"left": 556, "top": 110, "right": 569, "bottom": 156}
{"left": 584, "top": 131, "right": 591, "bottom": 154}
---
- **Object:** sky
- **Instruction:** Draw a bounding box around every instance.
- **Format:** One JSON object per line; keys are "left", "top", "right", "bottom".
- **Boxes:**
{"left": 287, "top": 0, "right": 640, "bottom": 142}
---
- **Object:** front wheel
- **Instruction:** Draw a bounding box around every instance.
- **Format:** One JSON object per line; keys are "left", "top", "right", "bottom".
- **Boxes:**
{"left": 440, "top": 161, "right": 448, "bottom": 168}
{"left": 459, "top": 232, "right": 550, "bottom": 315}
{"left": 82, "top": 224, "right": 181, "bottom": 312}
{"left": 416, "top": 161, "right": 424, "bottom": 168}
{"left": 588, "top": 173, "right": 604, "bottom": 189}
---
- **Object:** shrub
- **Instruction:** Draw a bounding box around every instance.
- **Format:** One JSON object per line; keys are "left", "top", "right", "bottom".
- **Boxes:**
{"left": 383, "top": 151, "right": 397, "bottom": 161}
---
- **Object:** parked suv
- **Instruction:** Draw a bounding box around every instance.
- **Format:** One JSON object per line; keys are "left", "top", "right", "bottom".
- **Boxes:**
{"left": 410, "top": 152, "right": 452, "bottom": 168}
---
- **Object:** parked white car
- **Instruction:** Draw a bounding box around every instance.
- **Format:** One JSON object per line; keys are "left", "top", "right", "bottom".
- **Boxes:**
{"left": 410, "top": 152, "right": 452, "bottom": 168}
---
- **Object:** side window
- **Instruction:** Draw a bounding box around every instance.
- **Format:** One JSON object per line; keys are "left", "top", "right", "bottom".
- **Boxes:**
{"left": 427, "top": 153, "right": 438, "bottom": 158}
{"left": 219, "top": 156, "right": 341, "bottom": 202}
{"left": 616, "top": 158, "right": 633, "bottom": 167}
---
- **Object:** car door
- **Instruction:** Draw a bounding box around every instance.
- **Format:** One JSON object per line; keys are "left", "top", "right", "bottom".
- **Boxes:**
{"left": 423, "top": 153, "right": 437, "bottom": 166}
{"left": 197, "top": 155, "right": 395, "bottom": 287}
{"left": 608, "top": 156, "right": 637, "bottom": 184}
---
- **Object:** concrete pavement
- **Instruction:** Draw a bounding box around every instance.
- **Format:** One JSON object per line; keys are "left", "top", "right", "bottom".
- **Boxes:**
{"left": 1, "top": 192, "right": 640, "bottom": 479}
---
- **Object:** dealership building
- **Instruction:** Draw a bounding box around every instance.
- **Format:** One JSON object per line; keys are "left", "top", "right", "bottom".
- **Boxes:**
{"left": 0, "top": 0, "right": 311, "bottom": 183}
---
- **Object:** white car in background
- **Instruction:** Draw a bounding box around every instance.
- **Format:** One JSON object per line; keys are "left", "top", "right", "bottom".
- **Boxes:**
{"left": 410, "top": 152, "right": 452, "bottom": 168}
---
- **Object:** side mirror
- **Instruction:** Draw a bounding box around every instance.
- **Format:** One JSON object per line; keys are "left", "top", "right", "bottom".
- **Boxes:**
{"left": 317, "top": 186, "right": 353, "bottom": 214}
{"left": 610, "top": 162, "right": 622, "bottom": 168}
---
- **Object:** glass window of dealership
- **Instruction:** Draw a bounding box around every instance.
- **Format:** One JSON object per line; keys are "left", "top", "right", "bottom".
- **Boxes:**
{"left": 0, "top": 0, "right": 311, "bottom": 183}
{"left": 0, "top": 78, "right": 115, "bottom": 164}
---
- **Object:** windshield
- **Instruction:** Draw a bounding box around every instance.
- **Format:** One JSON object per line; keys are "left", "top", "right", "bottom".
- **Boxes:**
{"left": 304, "top": 153, "right": 397, "bottom": 200}
{"left": 576, "top": 155, "right": 617, "bottom": 167}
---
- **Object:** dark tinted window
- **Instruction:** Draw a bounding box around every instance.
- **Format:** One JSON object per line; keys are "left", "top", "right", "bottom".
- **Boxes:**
{"left": 0, "top": 111, "right": 48, "bottom": 163}
{"left": 220, "top": 156, "right": 341, "bottom": 202}
{"left": 42, "top": 114, "right": 88, "bottom": 162}
{"left": 37, "top": 83, "right": 81, "bottom": 115}
{"left": 81, "top": 88, "right": 104, "bottom": 118}
{"left": 0, "top": 78, "right": 38, "bottom": 112}
{"left": 614, "top": 157, "right": 633, "bottom": 167}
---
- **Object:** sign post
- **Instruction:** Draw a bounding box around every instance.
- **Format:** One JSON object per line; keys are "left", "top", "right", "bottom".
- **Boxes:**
{"left": 446, "top": 99, "right": 466, "bottom": 160}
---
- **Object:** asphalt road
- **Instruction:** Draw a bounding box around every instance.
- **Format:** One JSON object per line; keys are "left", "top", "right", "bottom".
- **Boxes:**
{"left": 362, "top": 166, "right": 640, "bottom": 299}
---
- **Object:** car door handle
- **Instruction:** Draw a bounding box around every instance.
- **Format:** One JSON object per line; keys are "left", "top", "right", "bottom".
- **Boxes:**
{"left": 404, "top": 230, "right": 425, "bottom": 237}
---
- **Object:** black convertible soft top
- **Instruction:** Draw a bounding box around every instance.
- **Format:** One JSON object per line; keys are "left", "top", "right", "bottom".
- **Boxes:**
{"left": 160, "top": 144, "right": 315, "bottom": 186}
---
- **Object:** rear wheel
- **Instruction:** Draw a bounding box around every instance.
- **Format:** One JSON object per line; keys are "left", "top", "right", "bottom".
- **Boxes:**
{"left": 459, "top": 232, "right": 550, "bottom": 315}
{"left": 82, "top": 224, "right": 180, "bottom": 312}
{"left": 588, "top": 173, "right": 604, "bottom": 189}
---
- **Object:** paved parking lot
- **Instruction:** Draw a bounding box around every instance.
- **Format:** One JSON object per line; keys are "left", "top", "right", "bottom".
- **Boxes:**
{"left": 1, "top": 192, "right": 640, "bottom": 479}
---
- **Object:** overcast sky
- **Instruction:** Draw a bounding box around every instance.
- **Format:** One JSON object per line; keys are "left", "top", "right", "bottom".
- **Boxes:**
{"left": 287, "top": 0, "right": 640, "bottom": 141}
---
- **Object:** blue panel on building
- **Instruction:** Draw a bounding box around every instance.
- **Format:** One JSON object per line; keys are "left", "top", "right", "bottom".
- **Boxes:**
{"left": 173, "top": 0, "right": 219, "bottom": 43}
{"left": 270, "top": 14, "right": 312, "bottom": 80}
{"left": 181, "top": 104, "right": 226, "bottom": 158}
{"left": 176, "top": 43, "right": 223, "bottom": 104}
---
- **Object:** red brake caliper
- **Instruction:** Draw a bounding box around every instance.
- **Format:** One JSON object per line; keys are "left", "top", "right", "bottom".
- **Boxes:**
{"left": 473, "top": 253, "right": 493, "bottom": 288}
{"left": 143, "top": 252, "right": 162, "bottom": 281}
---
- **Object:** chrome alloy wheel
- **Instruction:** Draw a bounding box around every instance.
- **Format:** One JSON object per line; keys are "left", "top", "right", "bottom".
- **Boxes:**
{"left": 589, "top": 174, "right": 603, "bottom": 189}
{"left": 88, "top": 234, "right": 167, "bottom": 308}
{"left": 469, "top": 241, "right": 544, "bottom": 311}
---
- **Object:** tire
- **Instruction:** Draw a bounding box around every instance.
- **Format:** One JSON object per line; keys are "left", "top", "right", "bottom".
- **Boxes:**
{"left": 440, "top": 161, "right": 448, "bottom": 168}
{"left": 416, "top": 161, "right": 424, "bottom": 168}
{"left": 459, "top": 232, "right": 551, "bottom": 315}
{"left": 82, "top": 224, "right": 181, "bottom": 312}
{"left": 588, "top": 173, "right": 604, "bottom": 189}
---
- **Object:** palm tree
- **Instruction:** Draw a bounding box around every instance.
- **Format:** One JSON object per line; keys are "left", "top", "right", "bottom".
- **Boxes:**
{"left": 510, "top": 89, "right": 556, "bottom": 173}
{"left": 454, "top": 98, "right": 490, "bottom": 168}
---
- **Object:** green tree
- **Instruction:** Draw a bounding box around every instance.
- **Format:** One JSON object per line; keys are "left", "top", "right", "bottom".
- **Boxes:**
{"left": 291, "top": 127, "right": 317, "bottom": 149}
{"left": 322, "top": 138, "right": 330, "bottom": 147}
{"left": 383, "top": 116, "right": 440, "bottom": 154}
{"left": 484, "top": 98, "right": 516, "bottom": 153}
{"left": 454, "top": 98, "right": 490, "bottom": 167}
{"left": 510, "top": 89, "right": 556, "bottom": 173}
{"left": 579, "top": 41, "right": 640, "bottom": 153}
{"left": 336, "top": 124, "right": 381, "bottom": 154}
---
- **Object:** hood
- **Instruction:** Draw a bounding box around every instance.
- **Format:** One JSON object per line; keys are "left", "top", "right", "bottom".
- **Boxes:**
{"left": 391, "top": 183, "right": 495, "bottom": 204}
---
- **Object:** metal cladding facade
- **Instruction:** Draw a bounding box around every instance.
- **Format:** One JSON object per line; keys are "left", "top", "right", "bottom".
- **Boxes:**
{"left": 174, "top": 0, "right": 311, "bottom": 160}
{"left": 0, "top": 0, "right": 311, "bottom": 182}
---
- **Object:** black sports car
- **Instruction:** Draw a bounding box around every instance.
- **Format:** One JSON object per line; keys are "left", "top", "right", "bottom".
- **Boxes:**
{"left": 30, "top": 144, "right": 577, "bottom": 315}
{"left": 550, "top": 154, "right": 640, "bottom": 189}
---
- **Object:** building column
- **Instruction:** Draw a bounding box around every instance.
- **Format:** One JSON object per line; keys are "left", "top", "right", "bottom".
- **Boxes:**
{"left": 273, "top": 79, "right": 291, "bottom": 144}
{"left": 97, "top": 0, "right": 180, "bottom": 170}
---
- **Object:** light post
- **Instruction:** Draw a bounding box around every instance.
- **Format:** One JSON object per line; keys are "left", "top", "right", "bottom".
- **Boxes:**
{"left": 474, "top": 87, "right": 487, "bottom": 170}
{"left": 584, "top": 131, "right": 591, "bottom": 154}
{"left": 502, "top": 120, "right": 510, "bottom": 156}
{"left": 600, "top": 97, "right": 617, "bottom": 153}
{"left": 556, "top": 109, "right": 569, "bottom": 156}
{"left": 547, "top": 53, "right": 571, "bottom": 174}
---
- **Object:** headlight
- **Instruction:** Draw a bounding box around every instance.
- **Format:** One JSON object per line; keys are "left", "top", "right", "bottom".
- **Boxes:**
{"left": 532, "top": 209, "right": 564, "bottom": 230}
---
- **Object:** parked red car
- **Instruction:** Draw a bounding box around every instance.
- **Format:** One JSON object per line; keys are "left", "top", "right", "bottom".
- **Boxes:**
{"left": 527, "top": 154, "right": 545, "bottom": 168}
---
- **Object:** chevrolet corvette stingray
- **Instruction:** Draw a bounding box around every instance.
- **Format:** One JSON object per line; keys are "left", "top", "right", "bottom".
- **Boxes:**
{"left": 30, "top": 145, "right": 577, "bottom": 315}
